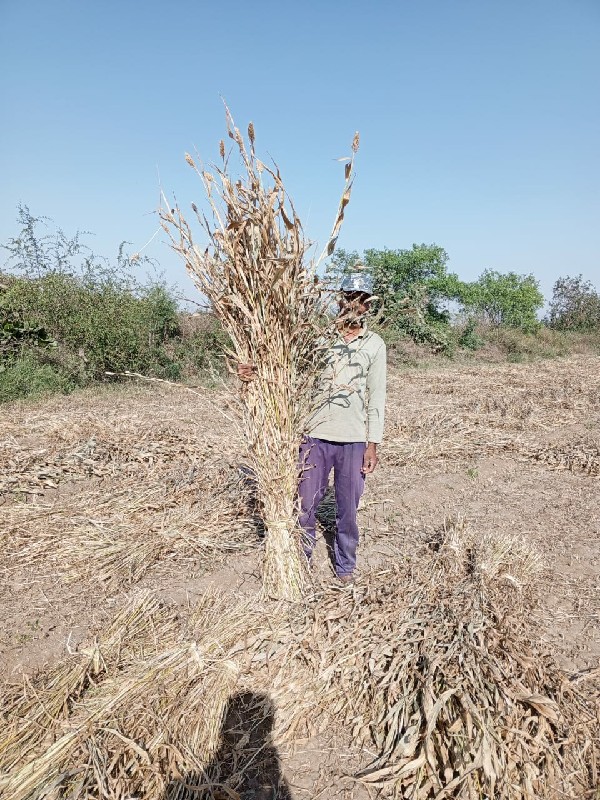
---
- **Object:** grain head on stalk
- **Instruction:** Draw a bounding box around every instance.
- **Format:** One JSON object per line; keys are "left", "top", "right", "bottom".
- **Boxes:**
{"left": 161, "top": 107, "right": 359, "bottom": 600}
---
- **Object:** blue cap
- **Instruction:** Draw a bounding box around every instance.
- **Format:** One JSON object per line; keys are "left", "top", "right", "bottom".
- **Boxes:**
{"left": 340, "top": 271, "right": 374, "bottom": 295}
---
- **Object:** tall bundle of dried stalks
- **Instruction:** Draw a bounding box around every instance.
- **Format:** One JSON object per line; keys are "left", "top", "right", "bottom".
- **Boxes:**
{"left": 161, "top": 108, "right": 359, "bottom": 600}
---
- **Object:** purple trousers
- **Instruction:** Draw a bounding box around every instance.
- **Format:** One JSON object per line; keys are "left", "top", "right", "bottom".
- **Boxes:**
{"left": 298, "top": 437, "right": 366, "bottom": 577}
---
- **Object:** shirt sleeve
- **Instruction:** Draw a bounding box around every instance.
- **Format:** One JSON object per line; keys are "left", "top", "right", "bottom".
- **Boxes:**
{"left": 366, "top": 341, "right": 387, "bottom": 443}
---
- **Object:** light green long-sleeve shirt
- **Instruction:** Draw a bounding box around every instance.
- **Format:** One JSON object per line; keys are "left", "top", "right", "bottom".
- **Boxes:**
{"left": 304, "top": 327, "right": 387, "bottom": 444}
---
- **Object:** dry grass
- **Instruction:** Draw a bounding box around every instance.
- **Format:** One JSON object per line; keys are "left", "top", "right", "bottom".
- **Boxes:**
{"left": 513, "top": 440, "right": 600, "bottom": 476}
{"left": 1, "top": 460, "right": 255, "bottom": 590}
{"left": 385, "top": 355, "right": 600, "bottom": 472}
{"left": 0, "top": 593, "right": 177, "bottom": 782}
{"left": 0, "top": 591, "right": 271, "bottom": 800}
{"left": 1, "top": 355, "right": 599, "bottom": 798}
{"left": 259, "top": 523, "right": 599, "bottom": 799}
{"left": 1, "top": 525, "right": 598, "bottom": 799}
{"left": 160, "top": 108, "right": 359, "bottom": 600}
{"left": 0, "top": 386, "right": 261, "bottom": 641}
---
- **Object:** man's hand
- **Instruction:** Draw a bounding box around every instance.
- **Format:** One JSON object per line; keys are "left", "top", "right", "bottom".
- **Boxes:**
{"left": 237, "top": 363, "right": 257, "bottom": 382}
{"left": 362, "top": 442, "right": 378, "bottom": 474}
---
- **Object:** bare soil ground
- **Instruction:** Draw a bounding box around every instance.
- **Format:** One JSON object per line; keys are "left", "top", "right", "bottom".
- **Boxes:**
{"left": 1, "top": 354, "right": 599, "bottom": 797}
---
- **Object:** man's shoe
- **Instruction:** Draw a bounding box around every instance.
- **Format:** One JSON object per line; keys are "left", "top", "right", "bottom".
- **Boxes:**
{"left": 338, "top": 573, "right": 355, "bottom": 584}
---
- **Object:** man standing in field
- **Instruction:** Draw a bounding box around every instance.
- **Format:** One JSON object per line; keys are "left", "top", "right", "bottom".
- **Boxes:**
{"left": 239, "top": 268, "right": 386, "bottom": 583}
{"left": 298, "top": 270, "right": 386, "bottom": 582}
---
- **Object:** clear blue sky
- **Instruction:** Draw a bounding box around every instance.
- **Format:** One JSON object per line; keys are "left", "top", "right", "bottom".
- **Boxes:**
{"left": 1, "top": 0, "right": 598, "bottom": 302}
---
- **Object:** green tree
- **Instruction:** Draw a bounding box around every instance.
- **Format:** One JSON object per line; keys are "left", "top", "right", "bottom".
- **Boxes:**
{"left": 366, "top": 244, "right": 450, "bottom": 308}
{"left": 462, "top": 269, "right": 543, "bottom": 332}
{"left": 327, "top": 245, "right": 465, "bottom": 351}
{"left": 546, "top": 275, "right": 600, "bottom": 330}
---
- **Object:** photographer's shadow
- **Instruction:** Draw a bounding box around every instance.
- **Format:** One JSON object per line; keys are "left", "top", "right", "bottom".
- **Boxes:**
{"left": 164, "top": 691, "right": 292, "bottom": 799}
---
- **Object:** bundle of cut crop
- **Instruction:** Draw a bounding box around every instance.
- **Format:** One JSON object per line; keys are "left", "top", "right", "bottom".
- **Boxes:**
{"left": 162, "top": 108, "right": 358, "bottom": 600}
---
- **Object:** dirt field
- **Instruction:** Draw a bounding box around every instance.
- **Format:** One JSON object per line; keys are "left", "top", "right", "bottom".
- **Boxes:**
{"left": 1, "top": 354, "right": 599, "bottom": 797}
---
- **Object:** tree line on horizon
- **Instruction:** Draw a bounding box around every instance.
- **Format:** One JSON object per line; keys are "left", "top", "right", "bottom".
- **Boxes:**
{"left": 1, "top": 205, "right": 599, "bottom": 401}
{"left": 328, "top": 245, "right": 600, "bottom": 352}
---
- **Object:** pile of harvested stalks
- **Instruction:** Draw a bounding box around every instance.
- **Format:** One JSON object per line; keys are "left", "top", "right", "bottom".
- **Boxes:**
{"left": 0, "top": 591, "right": 274, "bottom": 800}
{"left": 161, "top": 108, "right": 358, "bottom": 600}
{"left": 1, "top": 528, "right": 598, "bottom": 798}
{"left": 260, "top": 524, "right": 599, "bottom": 798}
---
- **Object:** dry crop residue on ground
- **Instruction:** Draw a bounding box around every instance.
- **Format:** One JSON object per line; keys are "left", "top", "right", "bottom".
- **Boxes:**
{"left": 1, "top": 355, "right": 599, "bottom": 798}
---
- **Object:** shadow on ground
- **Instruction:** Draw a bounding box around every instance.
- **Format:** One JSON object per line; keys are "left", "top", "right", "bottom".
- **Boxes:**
{"left": 163, "top": 691, "right": 292, "bottom": 800}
